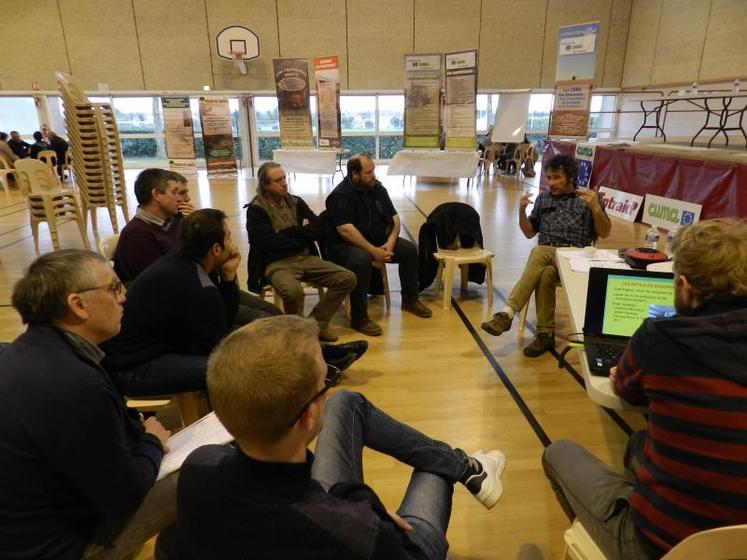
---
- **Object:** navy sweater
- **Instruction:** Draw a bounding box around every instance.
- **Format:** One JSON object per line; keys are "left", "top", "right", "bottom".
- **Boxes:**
{"left": 0, "top": 325, "right": 163, "bottom": 559}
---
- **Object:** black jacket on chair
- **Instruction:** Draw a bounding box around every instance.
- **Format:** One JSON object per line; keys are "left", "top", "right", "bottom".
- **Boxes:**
{"left": 418, "top": 202, "right": 486, "bottom": 291}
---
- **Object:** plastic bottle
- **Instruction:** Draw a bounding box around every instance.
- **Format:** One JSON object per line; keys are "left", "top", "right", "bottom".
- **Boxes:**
{"left": 664, "top": 225, "right": 680, "bottom": 255}
{"left": 734, "top": 79, "right": 742, "bottom": 94}
{"left": 691, "top": 81, "right": 699, "bottom": 95}
{"left": 644, "top": 225, "right": 660, "bottom": 250}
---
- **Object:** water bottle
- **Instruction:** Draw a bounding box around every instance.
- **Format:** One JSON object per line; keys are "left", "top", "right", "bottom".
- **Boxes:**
{"left": 664, "top": 225, "right": 680, "bottom": 255}
{"left": 691, "top": 81, "right": 699, "bottom": 95}
{"left": 735, "top": 79, "right": 742, "bottom": 94}
{"left": 644, "top": 225, "right": 660, "bottom": 250}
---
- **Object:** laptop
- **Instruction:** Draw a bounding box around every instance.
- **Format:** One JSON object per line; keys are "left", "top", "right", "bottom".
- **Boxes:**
{"left": 583, "top": 267, "right": 675, "bottom": 376}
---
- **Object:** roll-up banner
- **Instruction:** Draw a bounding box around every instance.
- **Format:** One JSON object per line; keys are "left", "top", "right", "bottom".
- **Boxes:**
{"left": 549, "top": 80, "right": 592, "bottom": 137}
{"left": 444, "top": 49, "right": 477, "bottom": 149}
{"left": 273, "top": 58, "right": 313, "bottom": 148}
{"left": 161, "top": 96, "right": 197, "bottom": 171}
{"left": 403, "top": 53, "right": 442, "bottom": 148}
{"left": 555, "top": 22, "right": 599, "bottom": 82}
{"left": 198, "top": 96, "right": 237, "bottom": 174}
{"left": 313, "top": 56, "right": 342, "bottom": 149}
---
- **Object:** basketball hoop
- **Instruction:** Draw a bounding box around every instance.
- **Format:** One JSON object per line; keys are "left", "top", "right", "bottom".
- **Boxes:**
{"left": 230, "top": 51, "right": 248, "bottom": 75}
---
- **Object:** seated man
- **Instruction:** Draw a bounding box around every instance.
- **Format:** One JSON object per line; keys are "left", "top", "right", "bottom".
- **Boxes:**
{"left": 174, "top": 315, "right": 506, "bottom": 559}
{"left": 0, "top": 131, "right": 19, "bottom": 164}
{"left": 246, "top": 161, "right": 356, "bottom": 342}
{"left": 0, "top": 249, "right": 172, "bottom": 559}
{"left": 326, "top": 154, "right": 431, "bottom": 336}
{"left": 114, "top": 168, "right": 278, "bottom": 323}
{"left": 543, "top": 218, "right": 747, "bottom": 559}
{"left": 481, "top": 155, "right": 610, "bottom": 357}
{"left": 30, "top": 130, "right": 50, "bottom": 159}
{"left": 104, "top": 208, "right": 242, "bottom": 396}
{"left": 8, "top": 130, "right": 31, "bottom": 159}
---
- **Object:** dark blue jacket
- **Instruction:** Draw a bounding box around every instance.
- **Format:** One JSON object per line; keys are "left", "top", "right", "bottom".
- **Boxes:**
{"left": 0, "top": 325, "right": 163, "bottom": 559}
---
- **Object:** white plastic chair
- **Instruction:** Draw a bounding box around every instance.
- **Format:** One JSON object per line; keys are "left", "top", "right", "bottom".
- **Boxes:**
{"left": 661, "top": 523, "right": 747, "bottom": 560}
{"left": 0, "top": 154, "right": 16, "bottom": 192}
{"left": 561, "top": 520, "right": 607, "bottom": 560}
{"left": 98, "top": 233, "right": 120, "bottom": 261}
{"left": 432, "top": 244, "right": 494, "bottom": 311}
{"left": 14, "top": 159, "right": 89, "bottom": 253}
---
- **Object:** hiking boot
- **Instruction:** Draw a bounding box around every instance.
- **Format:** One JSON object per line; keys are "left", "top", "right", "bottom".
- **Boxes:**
{"left": 322, "top": 340, "right": 368, "bottom": 362}
{"left": 351, "top": 318, "right": 383, "bottom": 336}
{"left": 523, "top": 333, "right": 555, "bottom": 357}
{"left": 317, "top": 326, "right": 339, "bottom": 343}
{"left": 402, "top": 299, "right": 432, "bottom": 318}
{"left": 463, "top": 450, "right": 506, "bottom": 510}
{"left": 481, "top": 312, "right": 513, "bottom": 336}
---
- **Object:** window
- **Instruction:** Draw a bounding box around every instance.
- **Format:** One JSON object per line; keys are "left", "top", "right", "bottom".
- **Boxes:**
{"left": 588, "top": 95, "right": 617, "bottom": 139}
{"left": 379, "top": 95, "right": 404, "bottom": 132}
{"left": 113, "top": 97, "right": 158, "bottom": 133}
{"left": 340, "top": 96, "right": 376, "bottom": 133}
{"left": 476, "top": 94, "right": 500, "bottom": 133}
{"left": 0, "top": 97, "right": 39, "bottom": 137}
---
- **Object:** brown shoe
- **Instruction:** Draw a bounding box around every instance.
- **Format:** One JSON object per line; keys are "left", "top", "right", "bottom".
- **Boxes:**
{"left": 402, "top": 299, "right": 432, "bottom": 318}
{"left": 523, "top": 333, "right": 555, "bottom": 357}
{"left": 318, "top": 326, "right": 339, "bottom": 343}
{"left": 351, "top": 318, "right": 383, "bottom": 336}
{"left": 481, "top": 312, "right": 513, "bottom": 336}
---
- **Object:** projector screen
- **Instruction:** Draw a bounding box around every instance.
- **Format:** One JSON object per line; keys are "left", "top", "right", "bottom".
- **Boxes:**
{"left": 491, "top": 92, "right": 531, "bottom": 143}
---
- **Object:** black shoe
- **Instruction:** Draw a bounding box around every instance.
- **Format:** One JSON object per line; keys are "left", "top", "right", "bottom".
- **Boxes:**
{"left": 523, "top": 333, "right": 555, "bottom": 358}
{"left": 324, "top": 352, "right": 357, "bottom": 373}
{"left": 322, "top": 340, "right": 368, "bottom": 361}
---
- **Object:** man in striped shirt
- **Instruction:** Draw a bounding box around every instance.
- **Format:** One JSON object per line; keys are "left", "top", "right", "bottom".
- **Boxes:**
{"left": 543, "top": 218, "right": 747, "bottom": 559}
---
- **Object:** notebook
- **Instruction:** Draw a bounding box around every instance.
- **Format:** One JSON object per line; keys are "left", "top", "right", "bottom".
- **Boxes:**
{"left": 583, "top": 268, "right": 675, "bottom": 376}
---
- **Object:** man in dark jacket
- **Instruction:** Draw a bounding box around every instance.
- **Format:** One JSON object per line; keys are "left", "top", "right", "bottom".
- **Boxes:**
{"left": 7, "top": 130, "right": 31, "bottom": 158}
{"left": 543, "top": 218, "right": 747, "bottom": 560}
{"left": 0, "top": 249, "right": 172, "bottom": 559}
{"left": 30, "top": 130, "right": 50, "bottom": 159}
{"left": 103, "top": 208, "right": 242, "bottom": 396}
{"left": 325, "top": 155, "right": 431, "bottom": 336}
{"left": 47, "top": 130, "right": 69, "bottom": 178}
{"left": 174, "top": 315, "right": 506, "bottom": 559}
{"left": 246, "top": 162, "right": 356, "bottom": 342}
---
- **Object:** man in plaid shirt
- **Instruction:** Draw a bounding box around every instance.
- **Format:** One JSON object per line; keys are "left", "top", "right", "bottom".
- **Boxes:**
{"left": 481, "top": 154, "right": 611, "bottom": 357}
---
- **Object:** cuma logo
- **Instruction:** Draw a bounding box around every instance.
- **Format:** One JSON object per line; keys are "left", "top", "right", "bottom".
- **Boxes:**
{"left": 648, "top": 203, "right": 680, "bottom": 224}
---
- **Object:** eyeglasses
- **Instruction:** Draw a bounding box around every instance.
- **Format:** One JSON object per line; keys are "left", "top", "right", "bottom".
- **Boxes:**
{"left": 77, "top": 279, "right": 124, "bottom": 297}
{"left": 287, "top": 364, "right": 343, "bottom": 428}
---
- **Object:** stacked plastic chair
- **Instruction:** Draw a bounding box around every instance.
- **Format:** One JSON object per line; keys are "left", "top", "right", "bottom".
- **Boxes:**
{"left": 14, "top": 159, "right": 89, "bottom": 253}
{"left": 55, "top": 72, "right": 129, "bottom": 235}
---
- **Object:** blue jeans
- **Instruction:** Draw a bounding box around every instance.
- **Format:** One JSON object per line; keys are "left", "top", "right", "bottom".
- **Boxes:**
{"left": 312, "top": 391, "right": 469, "bottom": 560}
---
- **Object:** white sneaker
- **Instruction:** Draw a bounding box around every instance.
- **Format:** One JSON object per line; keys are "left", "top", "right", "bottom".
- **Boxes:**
{"left": 464, "top": 450, "right": 506, "bottom": 510}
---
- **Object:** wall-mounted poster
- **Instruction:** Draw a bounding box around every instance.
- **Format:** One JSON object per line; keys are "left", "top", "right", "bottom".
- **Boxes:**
{"left": 198, "top": 96, "right": 237, "bottom": 174}
{"left": 273, "top": 58, "right": 313, "bottom": 148}
{"left": 313, "top": 56, "right": 342, "bottom": 149}
{"left": 444, "top": 49, "right": 477, "bottom": 149}
{"left": 556, "top": 22, "right": 600, "bottom": 82}
{"left": 161, "top": 96, "right": 196, "bottom": 171}
{"left": 549, "top": 80, "right": 592, "bottom": 137}
{"left": 403, "top": 53, "right": 442, "bottom": 148}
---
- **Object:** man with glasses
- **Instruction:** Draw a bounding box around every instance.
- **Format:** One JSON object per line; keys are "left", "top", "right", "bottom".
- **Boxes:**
{"left": 173, "top": 315, "right": 506, "bottom": 559}
{"left": 0, "top": 249, "right": 174, "bottom": 559}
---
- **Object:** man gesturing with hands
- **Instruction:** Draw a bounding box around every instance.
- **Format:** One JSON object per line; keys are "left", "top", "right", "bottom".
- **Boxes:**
{"left": 482, "top": 155, "right": 610, "bottom": 357}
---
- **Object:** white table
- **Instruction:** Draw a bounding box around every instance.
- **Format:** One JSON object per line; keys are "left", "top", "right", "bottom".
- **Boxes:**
{"left": 555, "top": 249, "right": 640, "bottom": 410}
{"left": 272, "top": 149, "right": 337, "bottom": 175}
{"left": 386, "top": 149, "right": 480, "bottom": 179}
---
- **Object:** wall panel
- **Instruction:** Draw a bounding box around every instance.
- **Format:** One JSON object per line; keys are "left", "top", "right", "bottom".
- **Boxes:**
{"left": 59, "top": 0, "right": 143, "bottom": 90}
{"left": 134, "top": 0, "right": 213, "bottom": 90}
{"left": 414, "top": 0, "right": 480, "bottom": 53}
{"left": 621, "top": 0, "right": 661, "bottom": 87}
{"left": 277, "top": 0, "right": 348, "bottom": 88}
{"left": 0, "top": 2, "right": 70, "bottom": 90}
{"left": 205, "top": 0, "right": 279, "bottom": 90}
{"left": 602, "top": 0, "right": 632, "bottom": 87}
{"left": 478, "top": 0, "right": 547, "bottom": 89}
{"left": 347, "top": 0, "right": 413, "bottom": 90}
{"left": 650, "top": 0, "right": 710, "bottom": 84}
{"left": 699, "top": 0, "right": 747, "bottom": 81}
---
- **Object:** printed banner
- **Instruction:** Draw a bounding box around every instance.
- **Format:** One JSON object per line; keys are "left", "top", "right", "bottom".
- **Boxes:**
{"left": 642, "top": 194, "right": 702, "bottom": 229}
{"left": 198, "top": 96, "right": 237, "bottom": 174}
{"left": 556, "top": 22, "right": 600, "bottom": 82}
{"left": 549, "top": 80, "right": 592, "bottom": 137}
{"left": 444, "top": 49, "right": 477, "bottom": 149}
{"left": 403, "top": 53, "right": 442, "bottom": 148}
{"left": 598, "top": 186, "right": 643, "bottom": 222}
{"left": 574, "top": 142, "right": 595, "bottom": 187}
{"left": 161, "top": 97, "right": 196, "bottom": 171}
{"left": 273, "top": 58, "right": 313, "bottom": 148}
{"left": 313, "top": 56, "right": 342, "bottom": 149}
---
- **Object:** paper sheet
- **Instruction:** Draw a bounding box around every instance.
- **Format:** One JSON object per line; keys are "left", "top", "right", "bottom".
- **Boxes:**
{"left": 157, "top": 412, "right": 234, "bottom": 480}
{"left": 567, "top": 259, "right": 631, "bottom": 273}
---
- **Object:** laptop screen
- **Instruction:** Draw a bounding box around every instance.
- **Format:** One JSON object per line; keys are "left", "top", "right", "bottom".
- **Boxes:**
{"left": 584, "top": 268, "right": 676, "bottom": 339}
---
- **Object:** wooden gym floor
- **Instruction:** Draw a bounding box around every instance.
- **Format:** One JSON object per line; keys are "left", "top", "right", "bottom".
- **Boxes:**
{"left": 0, "top": 164, "right": 649, "bottom": 559}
